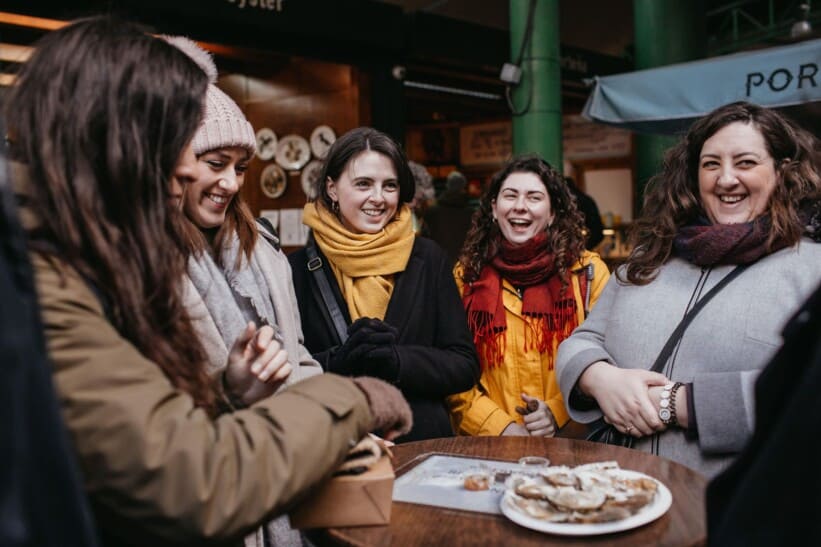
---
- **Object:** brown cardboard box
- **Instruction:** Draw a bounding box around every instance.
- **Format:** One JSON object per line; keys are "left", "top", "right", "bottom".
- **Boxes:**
{"left": 289, "top": 455, "right": 394, "bottom": 529}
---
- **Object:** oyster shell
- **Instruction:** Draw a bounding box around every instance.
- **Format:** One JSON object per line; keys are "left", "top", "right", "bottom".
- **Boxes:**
{"left": 504, "top": 461, "right": 661, "bottom": 524}
{"left": 547, "top": 486, "right": 607, "bottom": 511}
{"left": 509, "top": 495, "right": 569, "bottom": 522}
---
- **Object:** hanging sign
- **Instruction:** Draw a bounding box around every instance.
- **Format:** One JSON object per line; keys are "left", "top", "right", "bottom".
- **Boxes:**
{"left": 459, "top": 121, "right": 512, "bottom": 167}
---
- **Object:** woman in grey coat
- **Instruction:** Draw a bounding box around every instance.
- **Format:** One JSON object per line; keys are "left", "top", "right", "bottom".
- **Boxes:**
{"left": 556, "top": 102, "right": 821, "bottom": 478}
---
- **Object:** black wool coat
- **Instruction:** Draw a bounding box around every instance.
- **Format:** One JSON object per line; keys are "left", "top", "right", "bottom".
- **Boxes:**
{"left": 289, "top": 236, "right": 479, "bottom": 442}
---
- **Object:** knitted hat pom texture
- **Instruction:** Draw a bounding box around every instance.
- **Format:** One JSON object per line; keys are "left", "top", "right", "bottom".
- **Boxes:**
{"left": 163, "top": 35, "right": 256, "bottom": 157}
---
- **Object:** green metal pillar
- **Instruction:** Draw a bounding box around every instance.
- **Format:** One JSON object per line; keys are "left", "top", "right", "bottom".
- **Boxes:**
{"left": 509, "top": 0, "right": 562, "bottom": 168}
{"left": 633, "top": 0, "right": 705, "bottom": 212}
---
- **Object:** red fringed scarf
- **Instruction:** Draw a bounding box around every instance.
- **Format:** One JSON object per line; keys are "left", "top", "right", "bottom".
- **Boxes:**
{"left": 462, "top": 233, "right": 579, "bottom": 371}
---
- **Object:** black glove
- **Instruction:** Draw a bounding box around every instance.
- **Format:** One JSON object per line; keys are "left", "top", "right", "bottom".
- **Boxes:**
{"left": 329, "top": 317, "right": 397, "bottom": 375}
{"left": 357, "top": 344, "right": 401, "bottom": 383}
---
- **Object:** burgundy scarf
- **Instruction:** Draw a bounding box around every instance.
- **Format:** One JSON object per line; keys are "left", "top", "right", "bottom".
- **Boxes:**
{"left": 674, "top": 216, "right": 788, "bottom": 267}
{"left": 462, "top": 233, "right": 578, "bottom": 370}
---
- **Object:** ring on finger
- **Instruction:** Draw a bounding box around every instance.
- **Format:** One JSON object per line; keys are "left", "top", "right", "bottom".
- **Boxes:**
{"left": 625, "top": 424, "right": 634, "bottom": 433}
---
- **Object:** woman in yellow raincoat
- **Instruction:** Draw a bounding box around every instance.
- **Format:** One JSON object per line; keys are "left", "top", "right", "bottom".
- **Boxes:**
{"left": 449, "top": 155, "right": 609, "bottom": 437}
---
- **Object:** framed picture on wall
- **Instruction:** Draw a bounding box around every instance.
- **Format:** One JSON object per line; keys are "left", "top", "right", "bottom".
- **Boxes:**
{"left": 260, "top": 164, "right": 287, "bottom": 199}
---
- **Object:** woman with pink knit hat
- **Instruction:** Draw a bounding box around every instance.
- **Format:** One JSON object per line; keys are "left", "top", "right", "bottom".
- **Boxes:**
{"left": 166, "top": 36, "right": 321, "bottom": 391}
{"left": 166, "top": 37, "right": 323, "bottom": 547}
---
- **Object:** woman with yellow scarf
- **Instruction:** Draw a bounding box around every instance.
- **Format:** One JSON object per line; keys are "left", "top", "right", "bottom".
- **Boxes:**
{"left": 290, "top": 127, "right": 479, "bottom": 442}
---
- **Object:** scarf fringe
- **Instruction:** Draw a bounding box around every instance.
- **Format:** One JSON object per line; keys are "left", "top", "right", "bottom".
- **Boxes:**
{"left": 522, "top": 308, "right": 577, "bottom": 371}
{"left": 469, "top": 308, "right": 577, "bottom": 371}
{"left": 467, "top": 311, "right": 505, "bottom": 370}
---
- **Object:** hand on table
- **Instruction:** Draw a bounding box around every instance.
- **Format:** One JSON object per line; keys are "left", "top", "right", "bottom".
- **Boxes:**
{"left": 580, "top": 361, "right": 668, "bottom": 437}
{"left": 224, "top": 322, "right": 291, "bottom": 406}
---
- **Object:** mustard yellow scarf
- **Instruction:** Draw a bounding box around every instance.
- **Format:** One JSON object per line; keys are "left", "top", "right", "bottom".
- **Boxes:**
{"left": 302, "top": 202, "right": 415, "bottom": 320}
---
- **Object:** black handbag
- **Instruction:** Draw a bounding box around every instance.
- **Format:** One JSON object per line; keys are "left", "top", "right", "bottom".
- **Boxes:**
{"left": 586, "top": 418, "right": 635, "bottom": 447}
{"left": 584, "top": 263, "right": 749, "bottom": 447}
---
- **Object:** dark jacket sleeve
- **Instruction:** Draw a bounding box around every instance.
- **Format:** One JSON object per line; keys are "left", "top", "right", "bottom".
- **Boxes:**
{"left": 391, "top": 240, "right": 479, "bottom": 399}
{"left": 288, "top": 247, "right": 342, "bottom": 370}
{"left": 290, "top": 240, "right": 479, "bottom": 400}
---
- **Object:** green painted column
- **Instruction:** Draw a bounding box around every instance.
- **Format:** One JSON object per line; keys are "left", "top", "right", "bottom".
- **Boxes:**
{"left": 509, "top": 0, "right": 562, "bottom": 168}
{"left": 633, "top": 0, "right": 705, "bottom": 212}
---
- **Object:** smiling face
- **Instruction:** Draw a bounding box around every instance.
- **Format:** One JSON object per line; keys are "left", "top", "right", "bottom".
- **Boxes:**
{"left": 326, "top": 150, "right": 400, "bottom": 234}
{"left": 492, "top": 171, "right": 555, "bottom": 246}
{"left": 698, "top": 121, "right": 778, "bottom": 225}
{"left": 183, "top": 146, "right": 250, "bottom": 229}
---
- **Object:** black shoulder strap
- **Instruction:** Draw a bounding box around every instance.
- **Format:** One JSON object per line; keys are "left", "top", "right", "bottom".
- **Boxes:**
{"left": 583, "top": 262, "right": 595, "bottom": 318}
{"left": 255, "top": 217, "right": 280, "bottom": 251}
{"left": 305, "top": 239, "right": 349, "bottom": 343}
{"left": 650, "top": 263, "right": 750, "bottom": 373}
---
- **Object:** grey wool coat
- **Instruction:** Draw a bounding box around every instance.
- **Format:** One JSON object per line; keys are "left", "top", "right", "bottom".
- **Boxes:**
{"left": 556, "top": 239, "right": 821, "bottom": 478}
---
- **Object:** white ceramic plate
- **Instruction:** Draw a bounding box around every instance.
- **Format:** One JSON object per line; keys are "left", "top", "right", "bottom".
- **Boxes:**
{"left": 260, "top": 164, "right": 287, "bottom": 199}
{"left": 310, "top": 125, "right": 336, "bottom": 159}
{"left": 275, "top": 134, "right": 311, "bottom": 171}
{"left": 301, "top": 159, "right": 323, "bottom": 200}
{"left": 500, "top": 469, "right": 672, "bottom": 536}
{"left": 255, "top": 128, "right": 277, "bottom": 161}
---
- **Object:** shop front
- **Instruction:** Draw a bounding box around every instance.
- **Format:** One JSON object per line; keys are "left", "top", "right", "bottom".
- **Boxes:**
{"left": 1, "top": 0, "right": 632, "bottom": 254}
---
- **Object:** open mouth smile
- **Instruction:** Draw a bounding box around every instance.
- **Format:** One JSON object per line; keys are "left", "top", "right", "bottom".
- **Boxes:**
{"left": 206, "top": 193, "right": 230, "bottom": 206}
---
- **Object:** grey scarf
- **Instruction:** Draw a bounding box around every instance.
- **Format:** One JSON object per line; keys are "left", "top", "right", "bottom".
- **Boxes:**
{"left": 187, "top": 231, "right": 277, "bottom": 349}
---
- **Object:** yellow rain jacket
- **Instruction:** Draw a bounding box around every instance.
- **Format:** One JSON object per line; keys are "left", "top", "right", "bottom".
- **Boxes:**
{"left": 449, "top": 251, "right": 610, "bottom": 436}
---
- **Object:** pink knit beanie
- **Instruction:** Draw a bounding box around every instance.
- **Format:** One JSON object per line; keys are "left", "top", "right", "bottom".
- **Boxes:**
{"left": 163, "top": 36, "right": 256, "bottom": 157}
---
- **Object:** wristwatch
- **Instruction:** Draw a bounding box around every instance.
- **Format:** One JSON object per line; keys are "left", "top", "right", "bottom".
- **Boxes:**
{"left": 659, "top": 382, "right": 683, "bottom": 425}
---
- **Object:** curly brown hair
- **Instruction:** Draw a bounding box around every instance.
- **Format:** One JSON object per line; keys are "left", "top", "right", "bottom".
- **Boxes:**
{"left": 457, "top": 155, "right": 586, "bottom": 285}
{"left": 623, "top": 101, "right": 821, "bottom": 285}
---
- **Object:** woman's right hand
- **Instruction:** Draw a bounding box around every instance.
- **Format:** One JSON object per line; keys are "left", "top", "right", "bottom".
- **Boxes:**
{"left": 501, "top": 422, "right": 530, "bottom": 436}
{"left": 224, "top": 322, "right": 292, "bottom": 406}
{"left": 579, "top": 361, "right": 668, "bottom": 437}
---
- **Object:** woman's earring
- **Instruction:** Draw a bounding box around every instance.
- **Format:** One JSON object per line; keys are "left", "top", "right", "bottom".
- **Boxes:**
{"left": 332, "top": 200, "right": 340, "bottom": 214}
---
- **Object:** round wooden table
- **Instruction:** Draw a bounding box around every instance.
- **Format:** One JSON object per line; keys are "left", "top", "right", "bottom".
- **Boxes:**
{"left": 320, "top": 436, "right": 706, "bottom": 547}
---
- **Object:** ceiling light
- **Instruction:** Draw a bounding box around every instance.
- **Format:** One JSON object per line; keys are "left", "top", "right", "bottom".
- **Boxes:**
{"left": 791, "top": 3, "right": 812, "bottom": 39}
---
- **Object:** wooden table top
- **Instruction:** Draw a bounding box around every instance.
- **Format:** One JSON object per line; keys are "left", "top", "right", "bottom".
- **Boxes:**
{"left": 320, "top": 436, "right": 707, "bottom": 547}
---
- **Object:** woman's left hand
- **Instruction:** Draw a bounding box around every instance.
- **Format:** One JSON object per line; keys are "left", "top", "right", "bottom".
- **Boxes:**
{"left": 519, "top": 394, "right": 557, "bottom": 437}
{"left": 225, "top": 322, "right": 292, "bottom": 406}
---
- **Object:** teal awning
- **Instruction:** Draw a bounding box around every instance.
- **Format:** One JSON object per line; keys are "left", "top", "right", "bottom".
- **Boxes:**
{"left": 582, "top": 39, "right": 821, "bottom": 134}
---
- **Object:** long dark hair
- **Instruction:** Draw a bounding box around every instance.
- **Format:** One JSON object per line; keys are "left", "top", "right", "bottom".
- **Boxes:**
{"left": 5, "top": 17, "right": 220, "bottom": 413}
{"left": 457, "top": 155, "right": 586, "bottom": 285}
{"left": 315, "top": 127, "right": 415, "bottom": 207}
{"left": 624, "top": 101, "right": 821, "bottom": 285}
